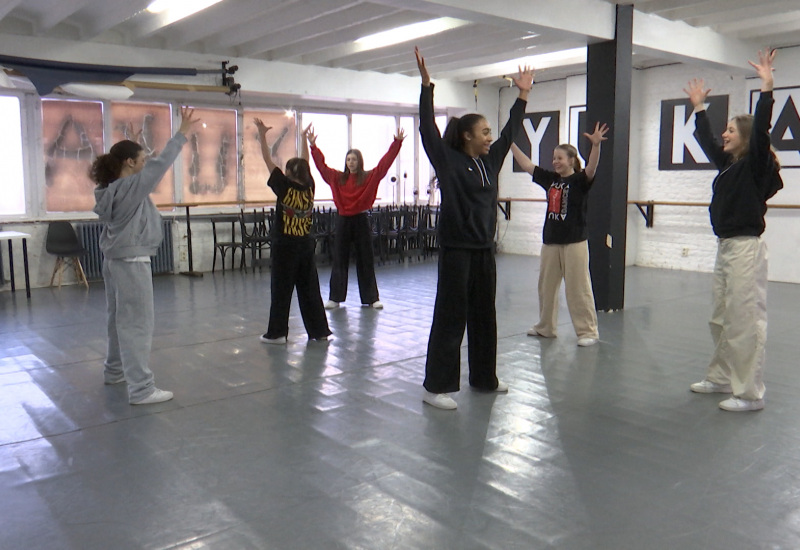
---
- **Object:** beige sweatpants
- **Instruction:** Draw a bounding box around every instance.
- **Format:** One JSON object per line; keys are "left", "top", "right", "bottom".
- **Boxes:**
{"left": 534, "top": 241, "right": 599, "bottom": 339}
{"left": 705, "top": 236, "right": 768, "bottom": 400}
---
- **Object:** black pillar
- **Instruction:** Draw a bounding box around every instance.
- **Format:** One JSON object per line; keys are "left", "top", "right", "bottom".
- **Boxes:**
{"left": 585, "top": 4, "right": 632, "bottom": 311}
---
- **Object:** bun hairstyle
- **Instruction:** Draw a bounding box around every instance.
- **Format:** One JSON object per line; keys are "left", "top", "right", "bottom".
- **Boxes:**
{"left": 90, "top": 140, "right": 144, "bottom": 188}
{"left": 340, "top": 148, "right": 367, "bottom": 186}
{"left": 443, "top": 114, "right": 486, "bottom": 153}
{"left": 286, "top": 157, "right": 315, "bottom": 189}
{"left": 556, "top": 143, "right": 582, "bottom": 172}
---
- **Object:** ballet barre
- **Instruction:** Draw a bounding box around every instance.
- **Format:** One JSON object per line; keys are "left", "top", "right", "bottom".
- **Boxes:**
{"left": 497, "top": 198, "right": 800, "bottom": 228}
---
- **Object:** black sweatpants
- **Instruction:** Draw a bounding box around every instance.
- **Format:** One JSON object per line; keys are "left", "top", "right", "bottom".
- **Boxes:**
{"left": 423, "top": 247, "right": 498, "bottom": 393}
{"left": 266, "top": 238, "right": 331, "bottom": 339}
{"left": 328, "top": 212, "right": 379, "bottom": 304}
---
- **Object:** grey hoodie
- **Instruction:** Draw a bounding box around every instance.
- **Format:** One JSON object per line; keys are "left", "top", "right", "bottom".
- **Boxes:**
{"left": 93, "top": 133, "right": 187, "bottom": 259}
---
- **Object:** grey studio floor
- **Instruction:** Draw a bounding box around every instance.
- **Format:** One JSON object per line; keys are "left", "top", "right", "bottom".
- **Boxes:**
{"left": 2, "top": 253, "right": 800, "bottom": 550}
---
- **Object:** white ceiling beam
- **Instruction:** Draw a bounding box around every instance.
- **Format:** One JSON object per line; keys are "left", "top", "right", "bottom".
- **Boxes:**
{"left": 685, "top": 1, "right": 800, "bottom": 28}
{"left": 0, "top": 0, "right": 26, "bottom": 20}
{"left": 712, "top": 11, "right": 800, "bottom": 34}
{"left": 160, "top": 0, "right": 284, "bottom": 49}
{"left": 234, "top": 3, "right": 397, "bottom": 58}
{"left": 271, "top": 12, "right": 431, "bottom": 63}
{"left": 732, "top": 16, "right": 800, "bottom": 41}
{"left": 81, "top": 1, "right": 153, "bottom": 39}
{"left": 35, "top": 0, "right": 93, "bottom": 34}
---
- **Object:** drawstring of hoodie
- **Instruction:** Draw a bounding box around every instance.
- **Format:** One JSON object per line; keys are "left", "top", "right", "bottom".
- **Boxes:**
{"left": 472, "top": 157, "right": 490, "bottom": 187}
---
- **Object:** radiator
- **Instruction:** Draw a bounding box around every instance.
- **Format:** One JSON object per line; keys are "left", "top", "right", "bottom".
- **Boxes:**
{"left": 78, "top": 220, "right": 174, "bottom": 279}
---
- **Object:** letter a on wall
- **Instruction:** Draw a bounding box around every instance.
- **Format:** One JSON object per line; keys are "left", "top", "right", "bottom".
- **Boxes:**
{"left": 658, "top": 95, "right": 728, "bottom": 170}
{"left": 514, "top": 111, "right": 560, "bottom": 172}
{"left": 751, "top": 86, "right": 800, "bottom": 168}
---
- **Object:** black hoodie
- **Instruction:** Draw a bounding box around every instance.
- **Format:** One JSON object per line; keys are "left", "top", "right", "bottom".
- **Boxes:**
{"left": 419, "top": 84, "right": 526, "bottom": 248}
{"left": 694, "top": 91, "right": 783, "bottom": 238}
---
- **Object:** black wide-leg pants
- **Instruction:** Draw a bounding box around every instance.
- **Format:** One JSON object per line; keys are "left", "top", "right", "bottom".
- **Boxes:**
{"left": 266, "top": 238, "right": 331, "bottom": 339}
{"left": 423, "top": 246, "right": 498, "bottom": 393}
{"left": 328, "top": 213, "right": 379, "bottom": 305}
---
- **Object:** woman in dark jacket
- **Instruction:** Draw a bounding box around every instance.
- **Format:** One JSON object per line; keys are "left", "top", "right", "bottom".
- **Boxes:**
{"left": 685, "top": 49, "right": 782, "bottom": 412}
{"left": 415, "top": 46, "right": 533, "bottom": 410}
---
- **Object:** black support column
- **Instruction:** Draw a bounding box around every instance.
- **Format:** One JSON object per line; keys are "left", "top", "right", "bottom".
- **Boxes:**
{"left": 585, "top": 4, "right": 633, "bottom": 311}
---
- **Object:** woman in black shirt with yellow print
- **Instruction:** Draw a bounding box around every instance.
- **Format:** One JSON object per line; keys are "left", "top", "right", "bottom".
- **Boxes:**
{"left": 255, "top": 119, "right": 331, "bottom": 344}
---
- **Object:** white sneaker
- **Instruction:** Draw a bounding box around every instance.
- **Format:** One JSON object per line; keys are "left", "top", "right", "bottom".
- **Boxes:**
{"left": 719, "top": 397, "right": 764, "bottom": 412}
{"left": 526, "top": 327, "right": 540, "bottom": 336}
{"left": 495, "top": 380, "right": 509, "bottom": 392}
{"left": 690, "top": 379, "right": 732, "bottom": 394}
{"left": 260, "top": 334, "right": 287, "bottom": 344}
{"left": 130, "top": 388, "right": 173, "bottom": 405}
{"left": 324, "top": 300, "right": 340, "bottom": 310}
{"left": 310, "top": 335, "right": 331, "bottom": 342}
{"left": 577, "top": 337, "right": 598, "bottom": 347}
{"left": 422, "top": 391, "right": 457, "bottom": 410}
{"left": 369, "top": 300, "right": 384, "bottom": 309}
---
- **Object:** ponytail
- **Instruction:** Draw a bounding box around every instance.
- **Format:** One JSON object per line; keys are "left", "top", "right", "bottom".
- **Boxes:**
{"left": 89, "top": 140, "right": 143, "bottom": 188}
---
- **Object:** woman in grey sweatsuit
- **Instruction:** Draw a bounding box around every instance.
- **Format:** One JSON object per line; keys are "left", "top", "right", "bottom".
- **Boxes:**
{"left": 91, "top": 107, "right": 199, "bottom": 405}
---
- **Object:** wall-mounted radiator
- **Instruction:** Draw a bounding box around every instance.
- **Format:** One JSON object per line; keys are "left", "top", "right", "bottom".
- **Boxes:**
{"left": 77, "top": 221, "right": 174, "bottom": 280}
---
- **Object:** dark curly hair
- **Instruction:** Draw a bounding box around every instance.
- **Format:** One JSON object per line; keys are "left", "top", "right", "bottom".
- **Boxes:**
{"left": 89, "top": 140, "right": 144, "bottom": 188}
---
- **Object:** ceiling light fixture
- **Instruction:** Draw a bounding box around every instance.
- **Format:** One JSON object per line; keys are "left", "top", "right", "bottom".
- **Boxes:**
{"left": 146, "top": 0, "right": 223, "bottom": 19}
{"left": 354, "top": 17, "right": 470, "bottom": 51}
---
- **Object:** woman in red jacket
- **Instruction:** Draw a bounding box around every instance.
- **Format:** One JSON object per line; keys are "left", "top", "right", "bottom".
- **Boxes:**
{"left": 308, "top": 129, "right": 404, "bottom": 309}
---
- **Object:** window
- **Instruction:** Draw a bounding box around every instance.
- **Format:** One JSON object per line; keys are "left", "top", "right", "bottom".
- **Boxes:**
{"left": 418, "top": 115, "right": 447, "bottom": 205}
{"left": 351, "top": 114, "right": 399, "bottom": 205}
{"left": 42, "top": 99, "right": 104, "bottom": 212}
{"left": 180, "top": 106, "right": 238, "bottom": 204}
{"left": 398, "top": 116, "right": 415, "bottom": 204}
{"left": 301, "top": 113, "right": 348, "bottom": 203}
{"left": 0, "top": 96, "right": 25, "bottom": 216}
{"left": 110, "top": 101, "right": 174, "bottom": 208}
{"left": 242, "top": 110, "right": 297, "bottom": 203}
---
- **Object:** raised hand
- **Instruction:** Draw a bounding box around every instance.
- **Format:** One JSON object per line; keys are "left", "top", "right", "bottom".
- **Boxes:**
{"left": 178, "top": 106, "right": 201, "bottom": 135}
{"left": 415, "top": 46, "right": 431, "bottom": 87}
{"left": 305, "top": 125, "right": 318, "bottom": 147}
{"left": 683, "top": 78, "right": 711, "bottom": 109}
{"left": 512, "top": 65, "right": 534, "bottom": 93}
{"left": 583, "top": 122, "right": 610, "bottom": 146}
{"left": 394, "top": 127, "right": 406, "bottom": 141}
{"left": 253, "top": 117, "right": 271, "bottom": 134}
{"left": 748, "top": 48, "right": 776, "bottom": 91}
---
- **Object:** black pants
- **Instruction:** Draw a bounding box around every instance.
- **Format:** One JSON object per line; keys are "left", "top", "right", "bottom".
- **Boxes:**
{"left": 266, "top": 238, "right": 331, "bottom": 339}
{"left": 424, "top": 247, "right": 498, "bottom": 393}
{"left": 329, "top": 213, "right": 379, "bottom": 304}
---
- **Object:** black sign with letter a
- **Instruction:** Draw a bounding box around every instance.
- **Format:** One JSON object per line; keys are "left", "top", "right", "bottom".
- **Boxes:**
{"left": 658, "top": 95, "right": 728, "bottom": 171}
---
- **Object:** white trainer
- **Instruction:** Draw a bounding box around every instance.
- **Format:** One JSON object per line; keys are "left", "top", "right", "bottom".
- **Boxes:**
{"left": 130, "top": 388, "right": 173, "bottom": 405}
{"left": 495, "top": 380, "right": 509, "bottom": 392}
{"left": 526, "top": 327, "right": 540, "bottom": 336}
{"left": 324, "top": 300, "right": 340, "bottom": 310}
{"left": 369, "top": 300, "right": 384, "bottom": 309}
{"left": 577, "top": 337, "right": 598, "bottom": 347}
{"left": 690, "top": 379, "right": 732, "bottom": 394}
{"left": 422, "top": 391, "right": 457, "bottom": 410}
{"left": 260, "top": 334, "right": 287, "bottom": 344}
{"left": 719, "top": 397, "right": 764, "bottom": 412}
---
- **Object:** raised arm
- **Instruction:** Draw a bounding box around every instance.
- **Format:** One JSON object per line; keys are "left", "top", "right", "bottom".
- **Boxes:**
{"left": 369, "top": 129, "right": 405, "bottom": 181}
{"left": 510, "top": 143, "right": 536, "bottom": 175}
{"left": 307, "top": 127, "right": 340, "bottom": 185}
{"left": 300, "top": 123, "right": 312, "bottom": 162}
{"left": 685, "top": 78, "right": 728, "bottom": 170}
{"left": 487, "top": 65, "right": 533, "bottom": 166}
{"left": 254, "top": 118, "right": 278, "bottom": 173}
{"left": 415, "top": 46, "right": 448, "bottom": 168}
{"left": 583, "top": 122, "right": 609, "bottom": 181}
{"left": 748, "top": 49, "right": 777, "bottom": 180}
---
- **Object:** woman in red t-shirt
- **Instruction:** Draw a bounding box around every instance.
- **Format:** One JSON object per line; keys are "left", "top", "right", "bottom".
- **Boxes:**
{"left": 308, "top": 129, "right": 404, "bottom": 309}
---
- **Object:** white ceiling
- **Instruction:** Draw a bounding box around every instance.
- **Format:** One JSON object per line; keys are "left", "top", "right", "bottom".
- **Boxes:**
{"left": 0, "top": 0, "right": 798, "bottom": 84}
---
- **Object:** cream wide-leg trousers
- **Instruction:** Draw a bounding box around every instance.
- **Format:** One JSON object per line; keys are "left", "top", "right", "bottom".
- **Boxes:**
{"left": 534, "top": 240, "right": 599, "bottom": 340}
{"left": 705, "top": 236, "right": 768, "bottom": 400}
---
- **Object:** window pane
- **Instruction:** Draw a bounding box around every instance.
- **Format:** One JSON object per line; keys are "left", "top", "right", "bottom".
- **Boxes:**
{"left": 110, "top": 101, "right": 174, "bottom": 208}
{"left": 398, "top": 116, "right": 415, "bottom": 204}
{"left": 351, "top": 114, "right": 398, "bottom": 205}
{"left": 42, "top": 99, "right": 104, "bottom": 212}
{"left": 0, "top": 96, "right": 24, "bottom": 216}
{"left": 181, "top": 106, "right": 238, "bottom": 204}
{"left": 302, "top": 113, "right": 348, "bottom": 203}
{"left": 242, "top": 110, "right": 297, "bottom": 203}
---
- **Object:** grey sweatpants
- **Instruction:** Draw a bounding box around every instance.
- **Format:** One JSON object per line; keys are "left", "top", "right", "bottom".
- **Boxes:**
{"left": 102, "top": 258, "right": 156, "bottom": 402}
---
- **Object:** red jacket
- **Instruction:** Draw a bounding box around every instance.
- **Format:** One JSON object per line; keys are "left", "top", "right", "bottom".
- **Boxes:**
{"left": 311, "top": 139, "right": 402, "bottom": 216}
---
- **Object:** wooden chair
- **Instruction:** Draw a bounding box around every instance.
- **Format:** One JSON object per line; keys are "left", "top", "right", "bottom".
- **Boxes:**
{"left": 210, "top": 216, "right": 242, "bottom": 273}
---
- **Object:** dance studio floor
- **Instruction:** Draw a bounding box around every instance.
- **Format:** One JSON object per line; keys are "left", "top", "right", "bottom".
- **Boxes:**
{"left": 2, "top": 254, "right": 799, "bottom": 549}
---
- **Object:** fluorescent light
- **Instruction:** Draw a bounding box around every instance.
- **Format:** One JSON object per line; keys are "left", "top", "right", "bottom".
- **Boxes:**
{"left": 355, "top": 18, "right": 470, "bottom": 51}
{"left": 146, "top": 0, "right": 223, "bottom": 18}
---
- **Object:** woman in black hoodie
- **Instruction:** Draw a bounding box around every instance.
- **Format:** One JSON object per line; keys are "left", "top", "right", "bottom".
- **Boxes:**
{"left": 685, "top": 49, "right": 782, "bottom": 412}
{"left": 415, "top": 46, "right": 533, "bottom": 410}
